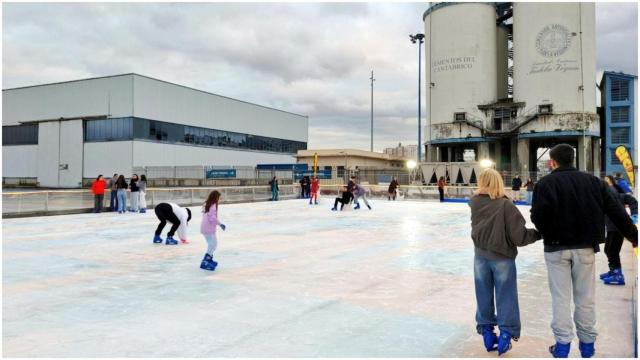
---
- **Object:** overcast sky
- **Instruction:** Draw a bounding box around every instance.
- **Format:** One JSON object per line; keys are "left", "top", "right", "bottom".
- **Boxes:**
{"left": 2, "top": 2, "right": 638, "bottom": 152}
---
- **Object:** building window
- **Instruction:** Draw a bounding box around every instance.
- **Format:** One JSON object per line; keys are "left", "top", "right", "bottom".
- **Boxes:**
{"left": 610, "top": 107, "right": 629, "bottom": 123}
{"left": 610, "top": 127, "right": 630, "bottom": 144}
{"left": 85, "top": 117, "right": 133, "bottom": 141}
{"left": 2, "top": 124, "right": 38, "bottom": 145}
{"left": 84, "top": 117, "right": 306, "bottom": 154}
{"left": 610, "top": 78, "right": 629, "bottom": 101}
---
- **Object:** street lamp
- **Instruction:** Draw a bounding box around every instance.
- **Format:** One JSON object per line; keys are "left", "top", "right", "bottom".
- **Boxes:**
{"left": 407, "top": 159, "right": 418, "bottom": 184}
{"left": 410, "top": 33, "right": 425, "bottom": 162}
{"left": 480, "top": 159, "right": 494, "bottom": 168}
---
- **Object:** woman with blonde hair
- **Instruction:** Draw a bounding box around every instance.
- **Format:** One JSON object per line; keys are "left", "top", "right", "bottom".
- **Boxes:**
{"left": 469, "top": 168, "right": 541, "bottom": 355}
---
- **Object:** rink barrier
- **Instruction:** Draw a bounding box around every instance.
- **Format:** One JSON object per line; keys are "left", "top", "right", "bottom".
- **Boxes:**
{"left": 2, "top": 184, "right": 523, "bottom": 218}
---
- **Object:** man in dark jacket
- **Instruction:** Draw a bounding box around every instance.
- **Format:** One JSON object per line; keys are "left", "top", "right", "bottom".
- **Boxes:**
{"left": 531, "top": 144, "right": 638, "bottom": 358}
{"left": 109, "top": 174, "right": 119, "bottom": 211}
{"left": 511, "top": 175, "right": 522, "bottom": 201}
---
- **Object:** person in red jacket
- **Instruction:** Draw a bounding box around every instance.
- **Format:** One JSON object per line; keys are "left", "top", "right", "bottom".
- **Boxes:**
{"left": 309, "top": 176, "right": 320, "bottom": 205}
{"left": 91, "top": 174, "right": 107, "bottom": 213}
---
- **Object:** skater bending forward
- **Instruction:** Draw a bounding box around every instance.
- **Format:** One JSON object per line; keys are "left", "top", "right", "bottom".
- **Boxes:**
{"left": 469, "top": 168, "right": 540, "bottom": 355}
{"left": 153, "top": 202, "right": 192, "bottom": 245}
{"left": 331, "top": 186, "right": 354, "bottom": 211}
{"left": 200, "top": 191, "right": 226, "bottom": 271}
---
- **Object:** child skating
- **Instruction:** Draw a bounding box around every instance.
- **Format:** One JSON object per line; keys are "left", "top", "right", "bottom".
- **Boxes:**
{"left": 153, "top": 202, "right": 192, "bottom": 245}
{"left": 200, "top": 191, "right": 226, "bottom": 271}
{"left": 309, "top": 176, "right": 319, "bottom": 205}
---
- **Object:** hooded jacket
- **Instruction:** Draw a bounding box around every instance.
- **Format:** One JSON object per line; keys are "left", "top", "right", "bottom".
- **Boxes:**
{"left": 469, "top": 194, "right": 540, "bottom": 259}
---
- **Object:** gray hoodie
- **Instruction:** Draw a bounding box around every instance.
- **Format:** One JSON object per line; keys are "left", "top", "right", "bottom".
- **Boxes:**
{"left": 469, "top": 194, "right": 540, "bottom": 259}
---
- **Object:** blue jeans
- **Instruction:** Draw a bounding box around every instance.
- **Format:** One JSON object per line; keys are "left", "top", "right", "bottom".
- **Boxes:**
{"left": 526, "top": 191, "right": 533, "bottom": 205}
{"left": 109, "top": 190, "right": 118, "bottom": 211}
{"left": 117, "top": 190, "right": 127, "bottom": 212}
{"left": 474, "top": 254, "right": 521, "bottom": 337}
{"left": 271, "top": 189, "right": 278, "bottom": 201}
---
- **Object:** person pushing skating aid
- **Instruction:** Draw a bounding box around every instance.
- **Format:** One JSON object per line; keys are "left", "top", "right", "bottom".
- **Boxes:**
{"left": 153, "top": 202, "right": 192, "bottom": 245}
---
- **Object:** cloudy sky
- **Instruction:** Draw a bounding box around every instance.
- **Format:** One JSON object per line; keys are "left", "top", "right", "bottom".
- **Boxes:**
{"left": 2, "top": 2, "right": 638, "bottom": 152}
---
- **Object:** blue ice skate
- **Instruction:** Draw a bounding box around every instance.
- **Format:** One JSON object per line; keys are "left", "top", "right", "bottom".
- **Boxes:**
{"left": 497, "top": 330, "right": 513, "bottom": 355}
{"left": 367, "top": 204, "right": 371, "bottom": 210}
{"left": 599, "top": 269, "right": 614, "bottom": 279}
{"left": 579, "top": 342, "right": 595, "bottom": 358}
{"left": 140, "top": 208, "right": 146, "bottom": 213}
{"left": 354, "top": 204, "right": 361, "bottom": 210}
{"left": 165, "top": 236, "right": 178, "bottom": 245}
{"left": 549, "top": 342, "right": 571, "bottom": 358}
{"left": 602, "top": 268, "right": 625, "bottom": 285}
{"left": 331, "top": 207, "right": 337, "bottom": 211}
{"left": 200, "top": 254, "right": 217, "bottom": 271}
{"left": 480, "top": 325, "right": 498, "bottom": 352}
{"left": 153, "top": 235, "right": 163, "bottom": 244}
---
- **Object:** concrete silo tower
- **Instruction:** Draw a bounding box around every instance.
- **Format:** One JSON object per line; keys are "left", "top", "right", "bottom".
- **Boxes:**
{"left": 422, "top": 2, "right": 599, "bottom": 176}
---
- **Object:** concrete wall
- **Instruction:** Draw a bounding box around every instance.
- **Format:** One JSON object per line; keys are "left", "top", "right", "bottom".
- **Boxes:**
{"left": 131, "top": 141, "right": 296, "bottom": 168}
{"left": 132, "top": 75, "right": 308, "bottom": 142}
{"left": 83, "top": 141, "right": 134, "bottom": 179}
{"left": 2, "top": 145, "right": 38, "bottom": 177}
{"left": 2, "top": 75, "right": 134, "bottom": 125}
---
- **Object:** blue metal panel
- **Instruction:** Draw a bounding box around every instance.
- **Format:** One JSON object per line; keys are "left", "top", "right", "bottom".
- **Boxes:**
{"left": 602, "top": 72, "right": 636, "bottom": 175}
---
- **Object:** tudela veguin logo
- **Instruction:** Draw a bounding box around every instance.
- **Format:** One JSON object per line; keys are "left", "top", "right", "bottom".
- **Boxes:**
{"left": 535, "top": 24, "right": 572, "bottom": 57}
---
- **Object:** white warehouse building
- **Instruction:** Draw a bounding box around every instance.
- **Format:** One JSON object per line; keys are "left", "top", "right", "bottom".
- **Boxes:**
{"left": 2, "top": 74, "right": 308, "bottom": 187}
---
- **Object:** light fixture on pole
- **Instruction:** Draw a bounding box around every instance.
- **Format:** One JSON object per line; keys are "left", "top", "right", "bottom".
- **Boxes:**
{"left": 370, "top": 70, "right": 375, "bottom": 152}
{"left": 410, "top": 33, "right": 425, "bottom": 162}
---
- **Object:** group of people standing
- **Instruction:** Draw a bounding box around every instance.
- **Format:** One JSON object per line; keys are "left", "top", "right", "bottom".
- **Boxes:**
{"left": 90, "top": 173, "right": 147, "bottom": 214}
{"left": 469, "top": 144, "right": 637, "bottom": 357}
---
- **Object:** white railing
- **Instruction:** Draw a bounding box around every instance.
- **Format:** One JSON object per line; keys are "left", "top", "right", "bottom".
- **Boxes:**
{"left": 2, "top": 184, "right": 517, "bottom": 217}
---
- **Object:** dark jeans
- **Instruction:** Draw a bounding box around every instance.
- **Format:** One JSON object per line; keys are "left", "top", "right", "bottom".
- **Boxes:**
{"left": 438, "top": 188, "right": 444, "bottom": 202}
{"left": 94, "top": 194, "right": 104, "bottom": 212}
{"left": 109, "top": 191, "right": 118, "bottom": 211}
{"left": 154, "top": 203, "right": 181, "bottom": 237}
{"left": 474, "top": 254, "right": 521, "bottom": 337}
{"left": 604, "top": 231, "right": 624, "bottom": 270}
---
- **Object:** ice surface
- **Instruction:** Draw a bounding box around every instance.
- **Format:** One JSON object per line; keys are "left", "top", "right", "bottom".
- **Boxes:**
{"left": 3, "top": 199, "right": 636, "bottom": 357}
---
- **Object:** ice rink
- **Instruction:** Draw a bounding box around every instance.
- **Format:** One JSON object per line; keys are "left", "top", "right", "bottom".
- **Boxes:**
{"left": 3, "top": 198, "right": 636, "bottom": 357}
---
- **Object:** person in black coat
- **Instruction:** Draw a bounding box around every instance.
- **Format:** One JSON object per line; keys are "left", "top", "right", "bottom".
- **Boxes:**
{"left": 511, "top": 175, "right": 522, "bottom": 201}
{"left": 331, "top": 186, "right": 354, "bottom": 211}
{"left": 388, "top": 177, "right": 399, "bottom": 201}
{"left": 530, "top": 144, "right": 637, "bottom": 357}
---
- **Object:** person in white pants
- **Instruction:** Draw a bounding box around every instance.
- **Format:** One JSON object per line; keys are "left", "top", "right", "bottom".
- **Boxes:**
{"left": 139, "top": 175, "right": 148, "bottom": 213}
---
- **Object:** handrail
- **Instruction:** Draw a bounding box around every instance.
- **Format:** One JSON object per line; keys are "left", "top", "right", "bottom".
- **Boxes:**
{"left": 3, "top": 184, "right": 495, "bottom": 196}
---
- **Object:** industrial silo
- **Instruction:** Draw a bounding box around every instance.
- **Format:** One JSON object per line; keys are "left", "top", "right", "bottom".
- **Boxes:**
{"left": 512, "top": 2, "right": 599, "bottom": 172}
{"left": 423, "top": 3, "right": 498, "bottom": 163}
